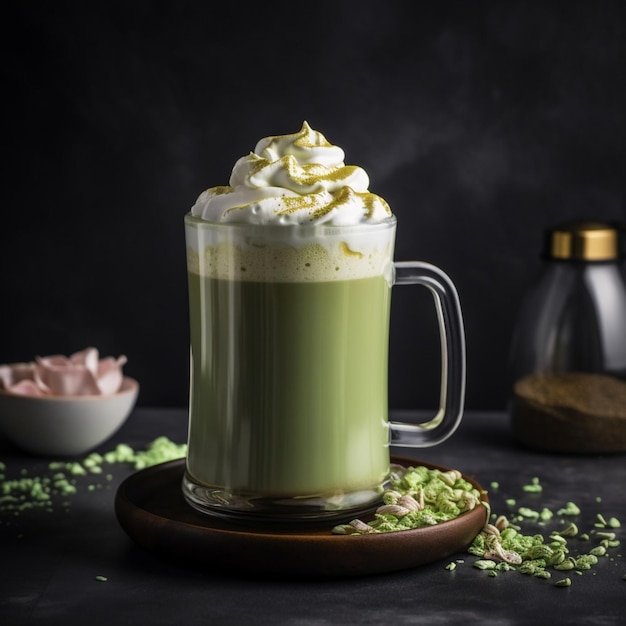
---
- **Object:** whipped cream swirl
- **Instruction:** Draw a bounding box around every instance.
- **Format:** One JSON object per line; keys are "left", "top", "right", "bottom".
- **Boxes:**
{"left": 191, "top": 122, "right": 392, "bottom": 225}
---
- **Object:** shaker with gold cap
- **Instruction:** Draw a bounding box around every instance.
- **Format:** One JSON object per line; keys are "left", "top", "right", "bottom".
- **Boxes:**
{"left": 508, "top": 220, "right": 626, "bottom": 453}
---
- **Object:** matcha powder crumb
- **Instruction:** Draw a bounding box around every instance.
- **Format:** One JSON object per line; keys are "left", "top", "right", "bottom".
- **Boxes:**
{"left": 331, "top": 465, "right": 485, "bottom": 536}
{"left": 466, "top": 481, "right": 623, "bottom": 586}
{"left": 1, "top": 437, "right": 187, "bottom": 520}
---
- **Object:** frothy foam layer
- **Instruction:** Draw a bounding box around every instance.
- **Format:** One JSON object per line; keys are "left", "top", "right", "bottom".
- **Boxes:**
{"left": 185, "top": 216, "right": 396, "bottom": 282}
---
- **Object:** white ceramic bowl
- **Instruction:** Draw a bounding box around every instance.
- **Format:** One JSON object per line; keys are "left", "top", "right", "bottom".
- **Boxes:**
{"left": 0, "top": 377, "right": 139, "bottom": 456}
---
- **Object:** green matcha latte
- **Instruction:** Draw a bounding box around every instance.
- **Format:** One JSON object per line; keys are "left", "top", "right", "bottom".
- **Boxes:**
{"left": 185, "top": 215, "right": 395, "bottom": 512}
{"left": 182, "top": 123, "right": 465, "bottom": 522}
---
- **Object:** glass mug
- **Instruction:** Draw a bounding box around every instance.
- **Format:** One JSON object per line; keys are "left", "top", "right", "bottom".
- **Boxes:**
{"left": 182, "top": 213, "right": 465, "bottom": 523}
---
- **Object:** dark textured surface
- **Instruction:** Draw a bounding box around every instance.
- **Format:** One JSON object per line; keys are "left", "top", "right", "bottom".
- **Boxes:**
{"left": 2, "top": 1, "right": 625, "bottom": 411}
{"left": 1, "top": 408, "right": 625, "bottom": 625}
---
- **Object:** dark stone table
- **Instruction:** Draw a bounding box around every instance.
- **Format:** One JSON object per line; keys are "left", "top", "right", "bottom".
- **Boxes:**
{"left": 1, "top": 408, "right": 624, "bottom": 625}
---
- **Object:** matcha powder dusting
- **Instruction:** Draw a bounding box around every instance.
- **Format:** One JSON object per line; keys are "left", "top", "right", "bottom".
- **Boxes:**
{"left": 464, "top": 477, "right": 623, "bottom": 587}
{"left": 0, "top": 437, "right": 187, "bottom": 521}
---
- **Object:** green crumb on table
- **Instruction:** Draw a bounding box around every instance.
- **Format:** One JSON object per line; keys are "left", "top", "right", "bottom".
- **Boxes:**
{"left": 555, "top": 577, "right": 572, "bottom": 587}
{"left": 517, "top": 506, "right": 540, "bottom": 519}
{"left": 95, "top": 575, "right": 108, "bottom": 582}
{"left": 557, "top": 502, "right": 581, "bottom": 516}
{"left": 445, "top": 562, "right": 456, "bottom": 571}
{"left": 539, "top": 507, "right": 553, "bottom": 522}
{"left": 490, "top": 482, "right": 499, "bottom": 489}
{"left": 557, "top": 523, "right": 578, "bottom": 537}
{"left": 68, "top": 463, "right": 87, "bottom": 476}
{"left": 103, "top": 437, "right": 187, "bottom": 469}
{"left": 522, "top": 477, "right": 542, "bottom": 493}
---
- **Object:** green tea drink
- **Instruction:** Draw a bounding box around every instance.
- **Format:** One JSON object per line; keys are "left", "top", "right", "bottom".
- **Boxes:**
{"left": 183, "top": 122, "right": 467, "bottom": 521}
{"left": 183, "top": 122, "right": 400, "bottom": 520}
{"left": 185, "top": 217, "right": 395, "bottom": 510}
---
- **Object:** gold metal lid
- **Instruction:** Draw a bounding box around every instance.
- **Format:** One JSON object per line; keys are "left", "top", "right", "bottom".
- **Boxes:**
{"left": 546, "top": 221, "right": 619, "bottom": 261}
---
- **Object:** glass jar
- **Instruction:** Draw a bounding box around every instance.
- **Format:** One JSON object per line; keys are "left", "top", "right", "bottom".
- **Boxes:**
{"left": 508, "top": 220, "right": 626, "bottom": 453}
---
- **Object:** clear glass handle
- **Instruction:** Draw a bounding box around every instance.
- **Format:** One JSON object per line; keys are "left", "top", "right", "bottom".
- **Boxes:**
{"left": 390, "top": 261, "right": 466, "bottom": 447}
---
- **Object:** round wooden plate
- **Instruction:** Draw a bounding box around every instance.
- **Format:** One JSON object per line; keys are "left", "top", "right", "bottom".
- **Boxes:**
{"left": 114, "top": 456, "right": 488, "bottom": 578}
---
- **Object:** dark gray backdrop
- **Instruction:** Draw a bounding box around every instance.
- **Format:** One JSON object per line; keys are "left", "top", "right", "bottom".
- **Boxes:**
{"left": 2, "top": 0, "right": 625, "bottom": 411}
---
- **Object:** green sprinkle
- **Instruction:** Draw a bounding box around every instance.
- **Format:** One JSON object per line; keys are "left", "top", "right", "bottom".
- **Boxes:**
{"left": 557, "top": 523, "right": 578, "bottom": 538}
{"left": 557, "top": 502, "right": 580, "bottom": 516}
{"left": 523, "top": 545, "right": 553, "bottom": 560}
{"left": 505, "top": 499, "right": 516, "bottom": 507}
{"left": 519, "top": 561, "right": 542, "bottom": 575}
{"left": 523, "top": 477, "right": 543, "bottom": 493}
{"left": 595, "top": 531, "right": 615, "bottom": 540}
{"left": 445, "top": 562, "right": 456, "bottom": 571}
{"left": 474, "top": 559, "right": 497, "bottom": 570}
{"left": 575, "top": 555, "right": 598, "bottom": 570}
{"left": 555, "top": 577, "right": 572, "bottom": 587}
{"left": 518, "top": 507, "right": 540, "bottom": 519}
{"left": 95, "top": 575, "right": 108, "bottom": 582}
{"left": 68, "top": 463, "right": 87, "bottom": 476}
{"left": 607, "top": 517, "right": 621, "bottom": 529}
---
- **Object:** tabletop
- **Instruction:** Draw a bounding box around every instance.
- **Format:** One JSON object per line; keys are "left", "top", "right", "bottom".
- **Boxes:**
{"left": 1, "top": 408, "right": 624, "bottom": 625}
